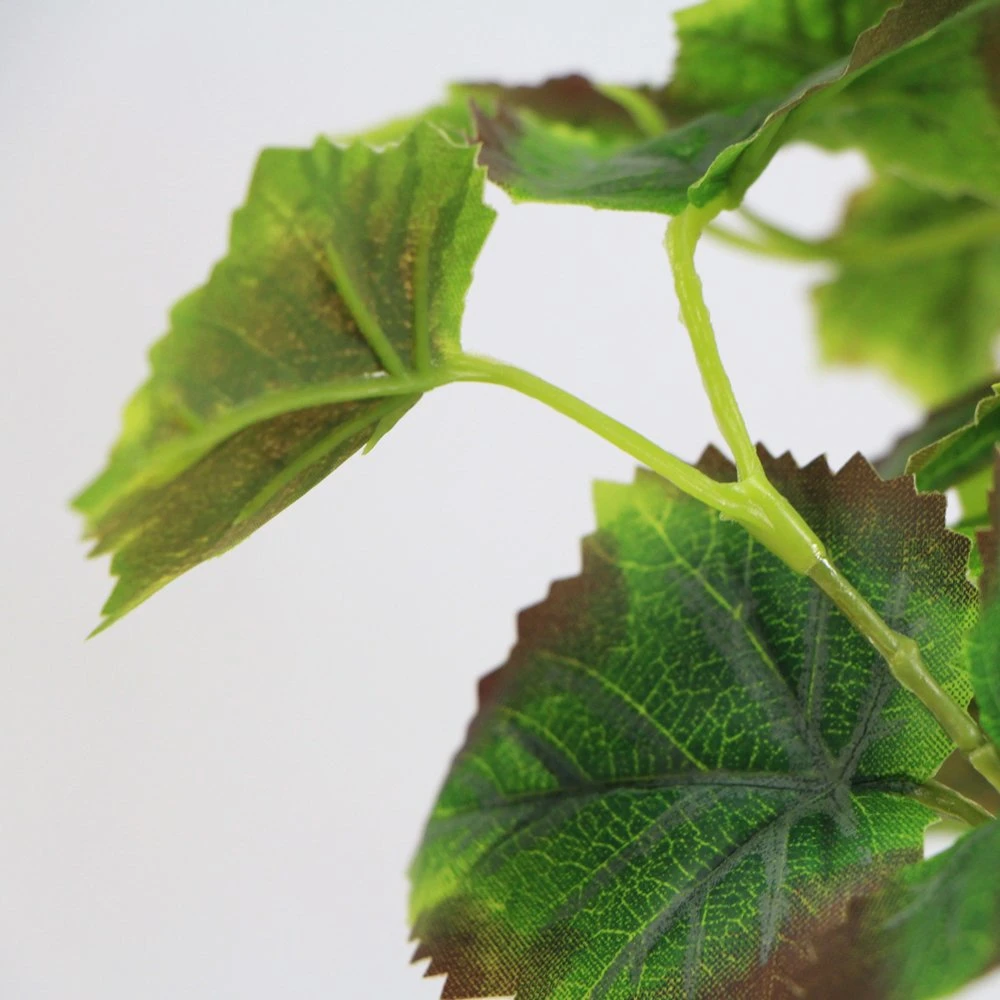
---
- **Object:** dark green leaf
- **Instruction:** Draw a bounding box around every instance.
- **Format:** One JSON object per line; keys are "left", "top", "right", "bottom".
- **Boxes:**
{"left": 907, "top": 384, "right": 1000, "bottom": 493}
{"left": 877, "top": 819, "right": 1000, "bottom": 999}
{"left": 814, "top": 177, "right": 1000, "bottom": 404}
{"left": 661, "top": 0, "right": 894, "bottom": 120}
{"left": 876, "top": 377, "right": 996, "bottom": 478}
{"left": 75, "top": 125, "right": 494, "bottom": 631}
{"left": 410, "top": 450, "right": 976, "bottom": 999}
{"left": 976, "top": 453, "right": 1000, "bottom": 599}
{"left": 969, "top": 604, "right": 1000, "bottom": 748}
{"left": 831, "top": 820, "right": 1000, "bottom": 1000}
{"left": 474, "top": 0, "right": 991, "bottom": 213}
{"left": 969, "top": 454, "right": 1000, "bottom": 747}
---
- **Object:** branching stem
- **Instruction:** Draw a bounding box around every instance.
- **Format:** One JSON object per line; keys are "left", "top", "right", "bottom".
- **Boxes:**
{"left": 708, "top": 204, "right": 1000, "bottom": 268}
{"left": 664, "top": 202, "right": 1000, "bottom": 795}
{"left": 666, "top": 204, "right": 762, "bottom": 480}
{"left": 449, "top": 354, "right": 741, "bottom": 516}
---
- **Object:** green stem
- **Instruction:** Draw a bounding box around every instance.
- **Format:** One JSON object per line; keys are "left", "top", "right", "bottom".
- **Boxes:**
{"left": 706, "top": 224, "right": 828, "bottom": 263}
{"left": 666, "top": 204, "right": 827, "bottom": 574}
{"left": 836, "top": 210, "right": 1000, "bottom": 268}
{"left": 810, "top": 558, "right": 1000, "bottom": 795}
{"left": 908, "top": 780, "right": 994, "bottom": 828}
{"left": 449, "top": 354, "right": 742, "bottom": 517}
{"left": 451, "top": 354, "right": 828, "bottom": 575}
{"left": 668, "top": 203, "right": 1000, "bottom": 795}
{"left": 595, "top": 84, "right": 670, "bottom": 138}
{"left": 666, "top": 203, "right": 763, "bottom": 480}
{"left": 709, "top": 205, "right": 1000, "bottom": 269}
{"left": 738, "top": 206, "right": 835, "bottom": 260}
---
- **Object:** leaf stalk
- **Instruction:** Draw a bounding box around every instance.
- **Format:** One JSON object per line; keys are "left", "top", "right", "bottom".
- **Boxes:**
{"left": 708, "top": 204, "right": 1000, "bottom": 268}
{"left": 908, "top": 780, "right": 994, "bottom": 828}
{"left": 666, "top": 202, "right": 1000, "bottom": 795}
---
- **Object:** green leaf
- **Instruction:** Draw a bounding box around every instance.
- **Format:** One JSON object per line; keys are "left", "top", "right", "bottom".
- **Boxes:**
{"left": 876, "top": 377, "right": 996, "bottom": 479}
{"left": 827, "top": 820, "right": 1000, "bottom": 1000}
{"left": 473, "top": 0, "right": 990, "bottom": 213}
{"left": 814, "top": 177, "right": 1000, "bottom": 404}
{"left": 975, "top": 454, "right": 1000, "bottom": 599}
{"left": 800, "top": 2, "right": 1000, "bottom": 205}
{"left": 969, "top": 454, "right": 1000, "bottom": 747}
{"left": 75, "top": 124, "right": 495, "bottom": 631}
{"left": 969, "top": 606, "right": 1000, "bottom": 750}
{"left": 875, "top": 820, "right": 1000, "bottom": 999}
{"left": 906, "top": 384, "right": 1000, "bottom": 493}
{"left": 410, "top": 450, "right": 976, "bottom": 999}
{"left": 662, "top": 0, "right": 894, "bottom": 118}
{"left": 344, "top": 75, "right": 661, "bottom": 149}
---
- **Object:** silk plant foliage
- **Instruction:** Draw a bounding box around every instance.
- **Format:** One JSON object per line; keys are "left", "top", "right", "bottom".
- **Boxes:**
{"left": 75, "top": 126, "right": 494, "bottom": 631}
{"left": 814, "top": 178, "right": 1000, "bottom": 405}
{"left": 74, "top": 0, "right": 1000, "bottom": 998}
{"left": 410, "top": 452, "right": 976, "bottom": 999}
{"left": 822, "top": 472, "right": 1000, "bottom": 1000}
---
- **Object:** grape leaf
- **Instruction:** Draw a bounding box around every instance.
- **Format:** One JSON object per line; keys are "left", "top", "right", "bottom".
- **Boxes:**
{"left": 410, "top": 449, "right": 976, "bottom": 999}
{"left": 661, "top": 0, "right": 895, "bottom": 120}
{"left": 969, "top": 605, "right": 1000, "bottom": 749}
{"left": 975, "top": 453, "right": 1000, "bottom": 600}
{"left": 968, "top": 454, "right": 1000, "bottom": 747}
{"left": 826, "top": 451, "right": 1000, "bottom": 1000}
{"left": 665, "top": 0, "right": 1000, "bottom": 206}
{"left": 345, "top": 75, "right": 660, "bottom": 150}
{"left": 473, "top": 0, "right": 989, "bottom": 213}
{"left": 906, "top": 384, "right": 1000, "bottom": 493}
{"left": 810, "top": 818, "right": 1000, "bottom": 1000}
{"left": 876, "top": 377, "right": 995, "bottom": 479}
{"left": 814, "top": 177, "right": 1000, "bottom": 404}
{"left": 75, "top": 125, "right": 494, "bottom": 631}
{"left": 865, "top": 819, "right": 1000, "bottom": 1000}
{"left": 800, "top": 2, "right": 1000, "bottom": 205}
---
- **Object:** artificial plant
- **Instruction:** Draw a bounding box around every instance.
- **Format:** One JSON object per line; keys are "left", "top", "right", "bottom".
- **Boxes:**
{"left": 77, "top": 1, "right": 1000, "bottom": 997}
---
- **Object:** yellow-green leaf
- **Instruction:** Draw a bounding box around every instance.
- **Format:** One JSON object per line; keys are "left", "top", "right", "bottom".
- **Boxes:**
{"left": 76, "top": 125, "right": 494, "bottom": 631}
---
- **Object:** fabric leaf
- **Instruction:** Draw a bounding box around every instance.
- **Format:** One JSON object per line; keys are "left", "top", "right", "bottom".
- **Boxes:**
{"left": 814, "top": 177, "right": 1000, "bottom": 405}
{"left": 876, "top": 377, "right": 996, "bottom": 479}
{"left": 906, "top": 384, "right": 1000, "bottom": 493}
{"left": 473, "top": 0, "right": 992, "bottom": 213}
{"left": 75, "top": 124, "right": 495, "bottom": 631}
{"left": 800, "top": 2, "right": 1000, "bottom": 205}
{"left": 807, "top": 819, "right": 1000, "bottom": 1000}
{"left": 410, "top": 449, "right": 976, "bottom": 999}
{"left": 866, "top": 819, "right": 1000, "bottom": 1000}
{"left": 344, "top": 75, "right": 660, "bottom": 150}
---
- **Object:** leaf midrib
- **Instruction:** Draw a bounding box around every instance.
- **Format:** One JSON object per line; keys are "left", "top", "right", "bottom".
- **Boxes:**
{"left": 430, "top": 769, "right": 919, "bottom": 823}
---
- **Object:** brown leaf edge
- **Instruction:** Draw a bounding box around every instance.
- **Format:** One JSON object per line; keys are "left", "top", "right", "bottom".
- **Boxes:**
{"left": 472, "top": 0, "right": 985, "bottom": 205}
{"left": 410, "top": 445, "right": 973, "bottom": 1000}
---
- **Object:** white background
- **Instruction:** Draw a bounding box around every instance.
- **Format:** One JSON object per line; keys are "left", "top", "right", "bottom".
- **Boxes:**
{"left": 1, "top": 1, "right": 996, "bottom": 997}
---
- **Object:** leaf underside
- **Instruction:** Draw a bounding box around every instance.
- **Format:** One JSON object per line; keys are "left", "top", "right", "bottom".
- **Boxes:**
{"left": 469, "top": 0, "right": 1000, "bottom": 214}
{"left": 410, "top": 449, "right": 976, "bottom": 1000}
{"left": 74, "top": 125, "right": 494, "bottom": 631}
